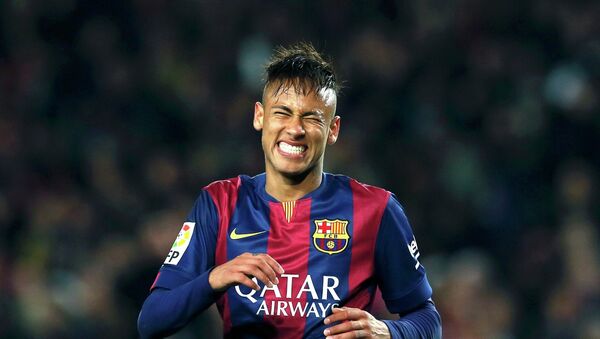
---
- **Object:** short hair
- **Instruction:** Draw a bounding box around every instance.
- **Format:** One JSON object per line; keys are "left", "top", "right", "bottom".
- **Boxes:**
{"left": 263, "top": 42, "right": 339, "bottom": 98}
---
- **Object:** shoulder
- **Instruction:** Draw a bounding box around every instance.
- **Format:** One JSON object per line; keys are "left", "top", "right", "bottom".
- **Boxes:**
{"left": 329, "top": 173, "right": 391, "bottom": 201}
{"left": 201, "top": 174, "right": 261, "bottom": 202}
{"left": 203, "top": 174, "right": 260, "bottom": 194}
{"left": 203, "top": 176, "right": 243, "bottom": 192}
{"left": 198, "top": 176, "right": 241, "bottom": 206}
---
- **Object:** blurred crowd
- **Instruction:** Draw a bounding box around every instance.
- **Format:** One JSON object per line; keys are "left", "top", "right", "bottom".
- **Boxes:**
{"left": 1, "top": 0, "right": 599, "bottom": 338}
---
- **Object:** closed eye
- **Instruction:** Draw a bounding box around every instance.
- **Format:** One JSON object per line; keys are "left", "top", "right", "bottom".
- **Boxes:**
{"left": 273, "top": 110, "right": 292, "bottom": 117}
{"left": 305, "top": 117, "right": 323, "bottom": 123}
{"left": 302, "top": 112, "right": 325, "bottom": 125}
{"left": 272, "top": 105, "right": 293, "bottom": 115}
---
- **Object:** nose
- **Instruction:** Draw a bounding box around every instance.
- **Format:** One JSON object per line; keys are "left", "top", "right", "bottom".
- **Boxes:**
{"left": 286, "top": 115, "right": 305, "bottom": 138}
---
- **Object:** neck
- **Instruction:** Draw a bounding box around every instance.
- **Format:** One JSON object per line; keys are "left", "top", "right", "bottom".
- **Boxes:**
{"left": 265, "top": 167, "right": 323, "bottom": 202}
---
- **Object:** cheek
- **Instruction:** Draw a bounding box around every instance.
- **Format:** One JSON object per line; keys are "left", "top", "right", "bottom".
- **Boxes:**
{"left": 262, "top": 126, "right": 278, "bottom": 146}
{"left": 263, "top": 119, "right": 281, "bottom": 133}
{"left": 308, "top": 129, "right": 328, "bottom": 146}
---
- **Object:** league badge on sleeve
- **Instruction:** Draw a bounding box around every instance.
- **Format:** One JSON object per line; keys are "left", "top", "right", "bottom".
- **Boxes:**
{"left": 164, "top": 222, "right": 195, "bottom": 265}
{"left": 312, "top": 219, "right": 350, "bottom": 255}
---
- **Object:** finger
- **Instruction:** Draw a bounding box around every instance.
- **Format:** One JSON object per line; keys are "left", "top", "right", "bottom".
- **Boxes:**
{"left": 240, "top": 253, "right": 284, "bottom": 275}
{"left": 232, "top": 252, "right": 279, "bottom": 286}
{"left": 247, "top": 257, "right": 281, "bottom": 284}
{"left": 324, "top": 307, "right": 349, "bottom": 324}
{"left": 237, "top": 264, "right": 274, "bottom": 287}
{"left": 325, "top": 329, "right": 369, "bottom": 339}
{"left": 245, "top": 253, "right": 284, "bottom": 278}
{"left": 260, "top": 253, "right": 285, "bottom": 274}
{"left": 336, "top": 307, "right": 367, "bottom": 320}
{"left": 234, "top": 254, "right": 278, "bottom": 285}
{"left": 234, "top": 273, "right": 260, "bottom": 290}
{"left": 324, "top": 320, "right": 364, "bottom": 336}
{"left": 236, "top": 258, "right": 278, "bottom": 286}
{"left": 325, "top": 307, "right": 368, "bottom": 325}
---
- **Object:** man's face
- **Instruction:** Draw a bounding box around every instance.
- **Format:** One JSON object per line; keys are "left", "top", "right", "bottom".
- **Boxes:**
{"left": 253, "top": 84, "right": 340, "bottom": 180}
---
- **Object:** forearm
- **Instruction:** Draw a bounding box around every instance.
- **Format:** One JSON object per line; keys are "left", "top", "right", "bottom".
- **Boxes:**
{"left": 382, "top": 300, "right": 442, "bottom": 339}
{"left": 137, "top": 270, "right": 219, "bottom": 339}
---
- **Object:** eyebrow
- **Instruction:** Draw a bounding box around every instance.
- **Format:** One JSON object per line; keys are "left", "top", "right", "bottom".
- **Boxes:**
{"left": 272, "top": 105, "right": 324, "bottom": 118}
{"left": 272, "top": 105, "right": 292, "bottom": 113}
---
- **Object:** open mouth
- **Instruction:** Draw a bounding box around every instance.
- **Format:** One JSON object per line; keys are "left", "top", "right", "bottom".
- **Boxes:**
{"left": 278, "top": 141, "right": 307, "bottom": 156}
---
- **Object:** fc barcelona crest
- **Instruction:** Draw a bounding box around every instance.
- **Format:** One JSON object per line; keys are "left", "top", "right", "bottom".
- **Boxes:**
{"left": 313, "top": 219, "right": 350, "bottom": 255}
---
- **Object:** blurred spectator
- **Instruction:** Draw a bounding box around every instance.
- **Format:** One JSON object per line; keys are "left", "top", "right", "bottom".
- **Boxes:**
{"left": 544, "top": 162, "right": 599, "bottom": 338}
{"left": 431, "top": 250, "right": 515, "bottom": 339}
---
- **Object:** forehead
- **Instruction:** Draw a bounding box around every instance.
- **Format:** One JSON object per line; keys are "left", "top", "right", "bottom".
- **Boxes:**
{"left": 263, "top": 83, "right": 337, "bottom": 113}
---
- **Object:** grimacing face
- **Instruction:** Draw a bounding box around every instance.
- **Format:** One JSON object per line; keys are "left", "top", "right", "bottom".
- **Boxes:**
{"left": 253, "top": 84, "right": 340, "bottom": 181}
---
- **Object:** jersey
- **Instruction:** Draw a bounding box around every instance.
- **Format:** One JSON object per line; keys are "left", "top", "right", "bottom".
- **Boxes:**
{"left": 152, "top": 173, "right": 432, "bottom": 338}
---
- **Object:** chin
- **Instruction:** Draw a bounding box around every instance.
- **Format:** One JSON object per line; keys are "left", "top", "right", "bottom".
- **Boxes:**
{"left": 274, "top": 163, "right": 314, "bottom": 180}
{"left": 279, "top": 167, "right": 309, "bottom": 178}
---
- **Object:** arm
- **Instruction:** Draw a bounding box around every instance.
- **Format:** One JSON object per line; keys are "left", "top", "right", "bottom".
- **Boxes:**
{"left": 137, "top": 191, "right": 220, "bottom": 338}
{"left": 138, "top": 252, "right": 284, "bottom": 339}
{"left": 137, "top": 190, "right": 284, "bottom": 338}
{"left": 323, "top": 195, "right": 442, "bottom": 338}
{"left": 383, "top": 300, "right": 442, "bottom": 339}
{"left": 138, "top": 271, "right": 217, "bottom": 339}
{"left": 322, "top": 300, "right": 441, "bottom": 339}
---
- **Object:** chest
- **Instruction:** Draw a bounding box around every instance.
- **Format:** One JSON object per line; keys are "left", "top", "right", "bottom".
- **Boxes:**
{"left": 217, "top": 193, "right": 386, "bottom": 329}
{"left": 226, "top": 197, "right": 357, "bottom": 265}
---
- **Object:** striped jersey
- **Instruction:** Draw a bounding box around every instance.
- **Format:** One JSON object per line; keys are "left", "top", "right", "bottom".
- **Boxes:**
{"left": 152, "top": 173, "right": 432, "bottom": 338}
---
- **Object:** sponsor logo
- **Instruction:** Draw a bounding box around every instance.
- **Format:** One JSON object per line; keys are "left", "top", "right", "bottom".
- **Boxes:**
{"left": 312, "top": 219, "right": 350, "bottom": 255}
{"left": 230, "top": 228, "right": 267, "bottom": 240}
{"left": 164, "top": 222, "right": 195, "bottom": 265}
{"left": 235, "top": 273, "right": 340, "bottom": 318}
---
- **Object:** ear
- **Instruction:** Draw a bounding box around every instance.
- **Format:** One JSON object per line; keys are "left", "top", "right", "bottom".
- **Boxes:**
{"left": 253, "top": 102, "right": 264, "bottom": 131}
{"left": 327, "top": 116, "right": 341, "bottom": 145}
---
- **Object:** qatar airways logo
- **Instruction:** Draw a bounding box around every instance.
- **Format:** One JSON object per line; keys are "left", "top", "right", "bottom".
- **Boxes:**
{"left": 235, "top": 274, "right": 340, "bottom": 318}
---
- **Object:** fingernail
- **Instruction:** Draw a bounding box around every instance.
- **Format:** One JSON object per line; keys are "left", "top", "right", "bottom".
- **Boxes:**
{"left": 324, "top": 318, "right": 330, "bottom": 324}
{"left": 324, "top": 329, "right": 330, "bottom": 335}
{"left": 274, "top": 277, "right": 279, "bottom": 284}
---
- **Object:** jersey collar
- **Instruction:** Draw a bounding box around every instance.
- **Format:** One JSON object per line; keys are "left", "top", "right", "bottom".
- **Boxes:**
{"left": 253, "top": 172, "right": 329, "bottom": 203}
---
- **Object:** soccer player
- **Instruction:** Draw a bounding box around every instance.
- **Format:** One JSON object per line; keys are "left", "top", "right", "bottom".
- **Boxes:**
{"left": 138, "top": 43, "right": 442, "bottom": 339}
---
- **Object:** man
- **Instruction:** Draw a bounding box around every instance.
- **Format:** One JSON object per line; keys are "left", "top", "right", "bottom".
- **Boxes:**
{"left": 138, "top": 43, "right": 442, "bottom": 339}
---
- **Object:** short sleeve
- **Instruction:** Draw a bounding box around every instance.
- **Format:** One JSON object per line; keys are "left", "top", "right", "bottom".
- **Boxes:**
{"left": 375, "top": 194, "right": 432, "bottom": 314}
{"left": 151, "top": 190, "right": 219, "bottom": 290}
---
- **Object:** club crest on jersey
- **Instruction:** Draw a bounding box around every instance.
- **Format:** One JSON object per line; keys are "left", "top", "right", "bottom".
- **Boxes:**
{"left": 312, "top": 219, "right": 350, "bottom": 255}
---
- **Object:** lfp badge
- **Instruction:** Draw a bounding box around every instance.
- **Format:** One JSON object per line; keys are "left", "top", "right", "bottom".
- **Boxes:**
{"left": 164, "top": 222, "right": 195, "bottom": 265}
{"left": 313, "top": 219, "right": 350, "bottom": 255}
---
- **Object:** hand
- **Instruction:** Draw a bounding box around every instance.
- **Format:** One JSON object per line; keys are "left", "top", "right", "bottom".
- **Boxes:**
{"left": 208, "top": 252, "right": 284, "bottom": 292}
{"left": 323, "top": 306, "right": 390, "bottom": 339}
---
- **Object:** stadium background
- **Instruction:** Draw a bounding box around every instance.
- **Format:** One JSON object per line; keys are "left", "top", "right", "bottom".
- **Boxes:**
{"left": 1, "top": 1, "right": 598, "bottom": 338}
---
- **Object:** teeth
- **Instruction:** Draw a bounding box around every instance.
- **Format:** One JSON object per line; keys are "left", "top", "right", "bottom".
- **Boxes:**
{"left": 279, "top": 142, "right": 306, "bottom": 154}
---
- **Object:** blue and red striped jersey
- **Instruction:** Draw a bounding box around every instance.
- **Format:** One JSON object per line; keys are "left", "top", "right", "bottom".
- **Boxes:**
{"left": 153, "top": 173, "right": 432, "bottom": 338}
